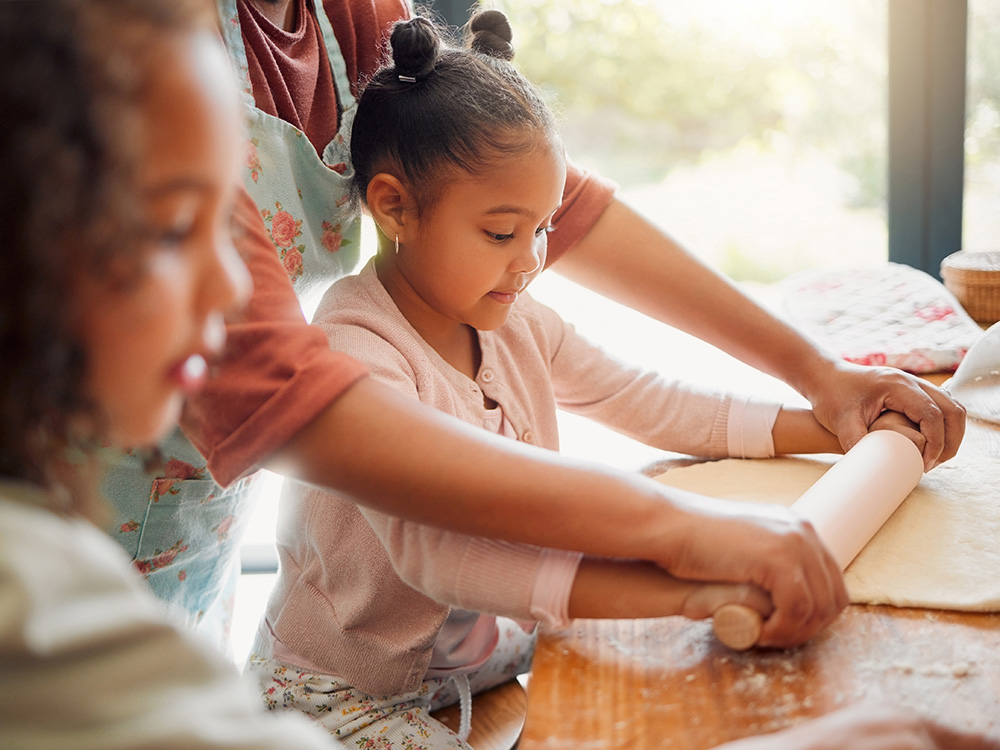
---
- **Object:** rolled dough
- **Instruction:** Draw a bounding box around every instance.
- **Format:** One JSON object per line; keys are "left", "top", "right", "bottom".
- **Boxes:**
{"left": 654, "top": 454, "right": 1000, "bottom": 611}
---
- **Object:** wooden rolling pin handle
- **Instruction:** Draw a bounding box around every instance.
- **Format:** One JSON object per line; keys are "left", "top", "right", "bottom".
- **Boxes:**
{"left": 710, "top": 431, "right": 924, "bottom": 651}
{"left": 712, "top": 604, "right": 763, "bottom": 651}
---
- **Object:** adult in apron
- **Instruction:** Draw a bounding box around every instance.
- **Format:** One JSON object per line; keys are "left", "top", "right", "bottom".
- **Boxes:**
{"left": 101, "top": 0, "right": 362, "bottom": 645}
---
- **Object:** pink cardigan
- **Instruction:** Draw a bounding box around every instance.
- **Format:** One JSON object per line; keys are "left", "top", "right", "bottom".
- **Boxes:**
{"left": 263, "top": 260, "right": 780, "bottom": 695}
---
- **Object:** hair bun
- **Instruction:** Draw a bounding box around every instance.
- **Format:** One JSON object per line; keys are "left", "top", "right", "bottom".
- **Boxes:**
{"left": 468, "top": 9, "right": 514, "bottom": 61}
{"left": 390, "top": 16, "right": 440, "bottom": 80}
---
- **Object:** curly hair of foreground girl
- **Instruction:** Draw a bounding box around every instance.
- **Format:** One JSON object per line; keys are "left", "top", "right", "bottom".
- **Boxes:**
{"left": 0, "top": 0, "right": 214, "bottom": 499}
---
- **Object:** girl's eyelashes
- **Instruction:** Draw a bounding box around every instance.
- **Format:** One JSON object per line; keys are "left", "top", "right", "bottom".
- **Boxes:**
{"left": 485, "top": 225, "right": 555, "bottom": 243}
{"left": 135, "top": 222, "right": 185, "bottom": 250}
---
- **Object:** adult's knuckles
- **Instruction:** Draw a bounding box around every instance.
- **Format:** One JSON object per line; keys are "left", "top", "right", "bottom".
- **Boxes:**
{"left": 761, "top": 518, "right": 819, "bottom": 563}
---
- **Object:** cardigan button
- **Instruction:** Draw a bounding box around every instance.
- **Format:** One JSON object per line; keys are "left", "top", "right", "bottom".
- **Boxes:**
{"left": 480, "top": 369, "right": 495, "bottom": 383}
{"left": 521, "top": 430, "right": 535, "bottom": 443}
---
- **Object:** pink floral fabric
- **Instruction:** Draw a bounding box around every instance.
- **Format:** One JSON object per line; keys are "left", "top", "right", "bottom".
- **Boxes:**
{"left": 220, "top": 0, "right": 361, "bottom": 297}
{"left": 781, "top": 263, "right": 984, "bottom": 374}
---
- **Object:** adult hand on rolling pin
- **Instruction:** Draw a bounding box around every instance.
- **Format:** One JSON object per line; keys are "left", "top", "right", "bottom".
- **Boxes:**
{"left": 801, "top": 359, "right": 965, "bottom": 470}
{"left": 657, "top": 490, "right": 848, "bottom": 649}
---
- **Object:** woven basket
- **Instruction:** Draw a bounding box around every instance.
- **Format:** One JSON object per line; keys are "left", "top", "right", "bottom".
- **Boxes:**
{"left": 941, "top": 250, "right": 1000, "bottom": 326}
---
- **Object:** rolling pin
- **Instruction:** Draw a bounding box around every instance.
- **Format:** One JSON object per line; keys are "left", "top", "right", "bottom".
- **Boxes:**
{"left": 712, "top": 429, "right": 925, "bottom": 650}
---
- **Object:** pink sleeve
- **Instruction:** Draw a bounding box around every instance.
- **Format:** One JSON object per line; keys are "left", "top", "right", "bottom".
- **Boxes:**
{"left": 527, "top": 295, "right": 780, "bottom": 458}
{"left": 363, "top": 508, "right": 548, "bottom": 621}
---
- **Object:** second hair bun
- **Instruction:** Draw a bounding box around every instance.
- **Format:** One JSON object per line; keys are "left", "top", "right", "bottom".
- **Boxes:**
{"left": 469, "top": 9, "right": 514, "bottom": 60}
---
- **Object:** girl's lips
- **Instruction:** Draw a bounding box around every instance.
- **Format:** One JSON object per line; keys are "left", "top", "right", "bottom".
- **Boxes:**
{"left": 169, "top": 353, "right": 208, "bottom": 394}
{"left": 487, "top": 290, "right": 519, "bottom": 304}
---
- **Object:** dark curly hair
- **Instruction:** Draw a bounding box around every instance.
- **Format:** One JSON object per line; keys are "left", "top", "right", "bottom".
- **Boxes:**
{"left": 350, "top": 9, "right": 560, "bottom": 215}
{"left": 0, "top": 0, "right": 215, "bottom": 493}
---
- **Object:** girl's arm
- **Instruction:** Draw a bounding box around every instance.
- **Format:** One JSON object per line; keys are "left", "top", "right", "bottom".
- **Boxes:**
{"left": 539, "top": 294, "right": 927, "bottom": 463}
{"left": 269, "top": 377, "right": 847, "bottom": 648}
{"left": 771, "top": 407, "right": 847, "bottom": 455}
{"left": 553, "top": 198, "right": 965, "bottom": 471}
{"left": 771, "top": 407, "right": 927, "bottom": 456}
{"left": 567, "top": 557, "right": 774, "bottom": 622}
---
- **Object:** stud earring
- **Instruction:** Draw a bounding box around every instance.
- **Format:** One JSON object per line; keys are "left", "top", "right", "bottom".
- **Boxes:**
{"left": 395, "top": 235, "right": 399, "bottom": 255}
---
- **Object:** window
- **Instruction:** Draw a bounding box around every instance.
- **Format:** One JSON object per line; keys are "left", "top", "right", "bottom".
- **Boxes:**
{"left": 498, "top": 0, "right": 891, "bottom": 280}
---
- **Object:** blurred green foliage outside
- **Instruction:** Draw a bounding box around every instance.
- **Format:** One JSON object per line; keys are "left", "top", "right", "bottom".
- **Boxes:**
{"left": 497, "top": 0, "right": 889, "bottom": 206}
{"left": 479, "top": 0, "right": 999, "bottom": 276}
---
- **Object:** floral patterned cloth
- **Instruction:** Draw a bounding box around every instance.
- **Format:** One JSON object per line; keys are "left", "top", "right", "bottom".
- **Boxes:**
{"left": 781, "top": 263, "right": 984, "bottom": 374}
{"left": 245, "top": 618, "right": 535, "bottom": 749}
{"left": 222, "top": 0, "right": 363, "bottom": 297}
{"left": 100, "top": 0, "right": 364, "bottom": 646}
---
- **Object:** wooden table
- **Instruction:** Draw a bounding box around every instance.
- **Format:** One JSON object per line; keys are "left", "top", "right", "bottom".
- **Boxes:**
{"left": 520, "top": 419, "right": 1000, "bottom": 749}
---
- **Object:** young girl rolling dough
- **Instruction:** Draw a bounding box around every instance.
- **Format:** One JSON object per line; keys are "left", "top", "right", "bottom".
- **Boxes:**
{"left": 245, "top": 11, "right": 925, "bottom": 749}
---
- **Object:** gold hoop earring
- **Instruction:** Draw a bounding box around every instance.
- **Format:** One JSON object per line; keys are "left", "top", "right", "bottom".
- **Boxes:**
{"left": 395, "top": 235, "right": 399, "bottom": 255}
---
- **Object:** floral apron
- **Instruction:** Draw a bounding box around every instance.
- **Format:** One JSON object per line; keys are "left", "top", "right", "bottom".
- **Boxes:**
{"left": 102, "top": 0, "right": 361, "bottom": 645}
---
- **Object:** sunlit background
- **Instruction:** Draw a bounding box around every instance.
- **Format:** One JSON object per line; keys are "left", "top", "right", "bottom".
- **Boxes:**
{"left": 496, "top": 0, "right": 999, "bottom": 279}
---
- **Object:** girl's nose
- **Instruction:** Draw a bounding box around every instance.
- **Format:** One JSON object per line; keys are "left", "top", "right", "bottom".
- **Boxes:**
{"left": 512, "top": 234, "right": 545, "bottom": 275}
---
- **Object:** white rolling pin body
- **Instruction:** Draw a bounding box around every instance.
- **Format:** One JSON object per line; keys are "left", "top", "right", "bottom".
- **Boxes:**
{"left": 791, "top": 429, "right": 925, "bottom": 568}
{"left": 713, "top": 430, "right": 925, "bottom": 650}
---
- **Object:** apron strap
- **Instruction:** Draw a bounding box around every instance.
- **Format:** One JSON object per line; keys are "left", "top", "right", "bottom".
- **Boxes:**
{"left": 313, "top": 0, "right": 357, "bottom": 112}
{"left": 216, "top": 0, "right": 256, "bottom": 108}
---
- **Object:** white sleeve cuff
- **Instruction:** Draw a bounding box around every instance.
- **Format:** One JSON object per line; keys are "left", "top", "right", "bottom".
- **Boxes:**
{"left": 726, "top": 396, "right": 781, "bottom": 458}
{"left": 528, "top": 549, "right": 584, "bottom": 629}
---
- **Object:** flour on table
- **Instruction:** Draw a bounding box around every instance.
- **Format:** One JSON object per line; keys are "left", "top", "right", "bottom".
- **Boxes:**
{"left": 653, "top": 454, "right": 1000, "bottom": 611}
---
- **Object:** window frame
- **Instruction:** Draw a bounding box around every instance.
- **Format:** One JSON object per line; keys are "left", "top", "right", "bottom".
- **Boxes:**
{"left": 888, "top": 0, "right": 968, "bottom": 277}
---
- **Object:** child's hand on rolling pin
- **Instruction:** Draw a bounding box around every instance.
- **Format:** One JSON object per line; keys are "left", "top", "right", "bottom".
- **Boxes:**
{"left": 870, "top": 411, "right": 927, "bottom": 458}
